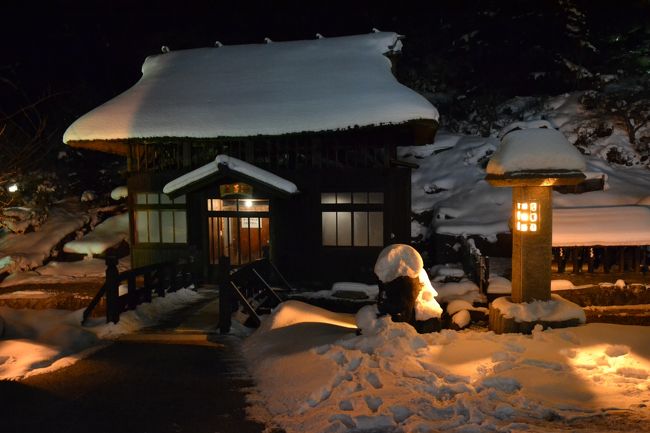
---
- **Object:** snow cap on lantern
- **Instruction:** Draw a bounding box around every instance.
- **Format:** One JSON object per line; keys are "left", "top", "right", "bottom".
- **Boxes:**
{"left": 486, "top": 126, "right": 586, "bottom": 181}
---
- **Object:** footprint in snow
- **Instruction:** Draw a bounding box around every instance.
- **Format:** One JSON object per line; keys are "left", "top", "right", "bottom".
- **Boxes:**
{"left": 364, "top": 395, "right": 383, "bottom": 412}
{"left": 339, "top": 400, "right": 354, "bottom": 411}
{"left": 366, "top": 372, "right": 383, "bottom": 389}
{"left": 347, "top": 357, "right": 363, "bottom": 371}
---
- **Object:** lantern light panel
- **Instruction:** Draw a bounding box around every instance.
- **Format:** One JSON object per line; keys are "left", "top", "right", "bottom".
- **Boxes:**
{"left": 516, "top": 201, "right": 538, "bottom": 232}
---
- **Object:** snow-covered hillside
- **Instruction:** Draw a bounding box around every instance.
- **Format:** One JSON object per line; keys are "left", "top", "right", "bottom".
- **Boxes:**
{"left": 403, "top": 91, "right": 650, "bottom": 245}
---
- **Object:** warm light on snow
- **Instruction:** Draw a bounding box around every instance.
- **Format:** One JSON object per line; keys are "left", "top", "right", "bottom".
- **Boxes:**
{"left": 0, "top": 289, "right": 202, "bottom": 380}
{"left": 245, "top": 310, "right": 650, "bottom": 433}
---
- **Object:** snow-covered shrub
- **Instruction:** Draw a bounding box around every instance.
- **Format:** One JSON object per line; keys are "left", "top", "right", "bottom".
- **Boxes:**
{"left": 80, "top": 190, "right": 96, "bottom": 202}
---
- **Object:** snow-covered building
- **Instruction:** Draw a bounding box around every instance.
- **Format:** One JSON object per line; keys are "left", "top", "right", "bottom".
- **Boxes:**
{"left": 63, "top": 32, "right": 439, "bottom": 284}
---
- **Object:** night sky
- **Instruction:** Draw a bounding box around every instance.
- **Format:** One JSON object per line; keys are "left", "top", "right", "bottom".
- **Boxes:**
{"left": 2, "top": 1, "right": 649, "bottom": 155}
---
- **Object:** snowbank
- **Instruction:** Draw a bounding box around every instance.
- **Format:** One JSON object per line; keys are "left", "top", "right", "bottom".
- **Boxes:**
{"left": 0, "top": 204, "right": 89, "bottom": 274}
{"left": 63, "top": 213, "right": 129, "bottom": 256}
{"left": 244, "top": 308, "right": 650, "bottom": 433}
{"left": 492, "top": 294, "right": 586, "bottom": 323}
{"left": 0, "top": 256, "right": 130, "bottom": 287}
{"left": 0, "top": 288, "right": 202, "bottom": 379}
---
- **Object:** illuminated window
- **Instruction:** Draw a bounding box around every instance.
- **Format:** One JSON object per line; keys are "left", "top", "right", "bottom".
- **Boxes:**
{"left": 515, "top": 201, "right": 539, "bottom": 232}
{"left": 321, "top": 192, "right": 384, "bottom": 247}
{"left": 135, "top": 193, "right": 187, "bottom": 244}
{"left": 207, "top": 198, "right": 270, "bottom": 266}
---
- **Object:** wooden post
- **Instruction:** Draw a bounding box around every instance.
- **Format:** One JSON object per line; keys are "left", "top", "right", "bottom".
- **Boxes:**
{"left": 105, "top": 256, "right": 120, "bottom": 324}
{"left": 511, "top": 186, "right": 552, "bottom": 303}
{"left": 156, "top": 267, "right": 167, "bottom": 298}
{"left": 218, "top": 256, "right": 232, "bottom": 334}
{"left": 603, "top": 247, "right": 611, "bottom": 273}
{"left": 170, "top": 262, "right": 179, "bottom": 292}
{"left": 143, "top": 271, "right": 152, "bottom": 303}
{"left": 127, "top": 274, "right": 137, "bottom": 310}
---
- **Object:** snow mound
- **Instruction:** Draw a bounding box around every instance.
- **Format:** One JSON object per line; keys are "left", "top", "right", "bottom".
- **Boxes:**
{"left": 258, "top": 300, "right": 357, "bottom": 333}
{"left": 110, "top": 186, "right": 128, "bottom": 200}
{"left": 492, "top": 294, "right": 586, "bottom": 323}
{"left": 374, "top": 244, "right": 423, "bottom": 283}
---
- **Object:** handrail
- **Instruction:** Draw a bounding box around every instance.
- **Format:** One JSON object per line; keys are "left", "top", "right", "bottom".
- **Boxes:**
{"left": 82, "top": 254, "right": 197, "bottom": 326}
{"left": 81, "top": 283, "right": 107, "bottom": 325}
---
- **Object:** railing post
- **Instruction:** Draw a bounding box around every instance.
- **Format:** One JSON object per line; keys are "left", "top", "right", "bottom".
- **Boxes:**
{"left": 143, "top": 271, "right": 153, "bottom": 303}
{"left": 170, "top": 262, "right": 179, "bottom": 292}
{"left": 105, "top": 256, "right": 120, "bottom": 324}
{"left": 127, "top": 274, "right": 137, "bottom": 310}
{"left": 218, "top": 256, "right": 232, "bottom": 334}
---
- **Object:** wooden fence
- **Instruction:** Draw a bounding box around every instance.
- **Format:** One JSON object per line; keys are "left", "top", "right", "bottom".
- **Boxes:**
{"left": 553, "top": 246, "right": 649, "bottom": 274}
{"left": 82, "top": 255, "right": 197, "bottom": 325}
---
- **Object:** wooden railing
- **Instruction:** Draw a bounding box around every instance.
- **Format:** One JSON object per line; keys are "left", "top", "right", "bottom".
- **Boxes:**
{"left": 460, "top": 237, "right": 490, "bottom": 293}
{"left": 218, "top": 256, "right": 292, "bottom": 333}
{"left": 82, "top": 255, "right": 197, "bottom": 325}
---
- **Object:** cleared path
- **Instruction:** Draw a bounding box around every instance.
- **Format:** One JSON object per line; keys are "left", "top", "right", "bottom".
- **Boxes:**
{"left": 1, "top": 292, "right": 265, "bottom": 433}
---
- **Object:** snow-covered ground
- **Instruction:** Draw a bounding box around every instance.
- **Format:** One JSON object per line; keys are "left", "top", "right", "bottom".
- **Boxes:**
{"left": 0, "top": 288, "right": 202, "bottom": 380}
{"left": 244, "top": 301, "right": 650, "bottom": 433}
{"left": 0, "top": 256, "right": 130, "bottom": 288}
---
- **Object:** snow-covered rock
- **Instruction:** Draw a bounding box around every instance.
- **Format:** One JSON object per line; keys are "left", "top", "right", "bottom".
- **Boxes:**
{"left": 110, "top": 186, "right": 128, "bottom": 201}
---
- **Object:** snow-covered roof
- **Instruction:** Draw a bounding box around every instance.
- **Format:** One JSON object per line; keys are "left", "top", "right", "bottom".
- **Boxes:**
{"left": 486, "top": 128, "right": 586, "bottom": 176}
{"left": 63, "top": 32, "right": 438, "bottom": 143}
{"left": 163, "top": 155, "right": 298, "bottom": 196}
{"left": 553, "top": 206, "right": 650, "bottom": 246}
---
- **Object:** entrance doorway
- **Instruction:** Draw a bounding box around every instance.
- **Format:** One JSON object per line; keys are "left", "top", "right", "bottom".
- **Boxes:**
{"left": 207, "top": 198, "right": 270, "bottom": 266}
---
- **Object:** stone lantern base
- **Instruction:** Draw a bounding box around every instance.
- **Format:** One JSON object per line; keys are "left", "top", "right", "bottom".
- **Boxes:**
{"left": 488, "top": 295, "right": 585, "bottom": 334}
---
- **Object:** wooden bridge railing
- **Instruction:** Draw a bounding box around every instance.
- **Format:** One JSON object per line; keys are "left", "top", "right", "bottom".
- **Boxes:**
{"left": 82, "top": 255, "right": 197, "bottom": 325}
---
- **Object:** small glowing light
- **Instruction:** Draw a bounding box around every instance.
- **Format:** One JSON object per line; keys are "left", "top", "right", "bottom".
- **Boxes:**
{"left": 244, "top": 199, "right": 253, "bottom": 208}
{"left": 7, "top": 183, "right": 18, "bottom": 193}
{"left": 515, "top": 201, "right": 539, "bottom": 233}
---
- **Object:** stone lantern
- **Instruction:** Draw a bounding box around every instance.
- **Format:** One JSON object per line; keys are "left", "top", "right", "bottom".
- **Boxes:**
{"left": 485, "top": 126, "right": 587, "bottom": 333}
